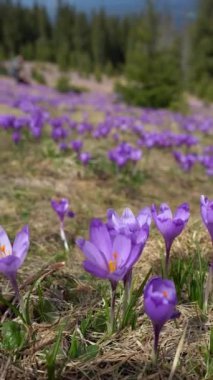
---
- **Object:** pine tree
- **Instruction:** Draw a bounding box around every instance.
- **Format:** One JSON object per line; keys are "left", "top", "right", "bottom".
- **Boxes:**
{"left": 118, "top": 0, "right": 182, "bottom": 108}
{"left": 191, "top": 0, "right": 213, "bottom": 100}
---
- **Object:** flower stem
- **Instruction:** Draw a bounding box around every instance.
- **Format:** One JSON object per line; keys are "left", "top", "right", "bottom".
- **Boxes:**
{"left": 9, "top": 274, "right": 20, "bottom": 301}
{"left": 204, "top": 262, "right": 213, "bottom": 312}
{"left": 110, "top": 282, "right": 116, "bottom": 334}
{"left": 153, "top": 324, "right": 161, "bottom": 364}
{"left": 165, "top": 252, "right": 170, "bottom": 277}
{"left": 123, "top": 271, "right": 132, "bottom": 319}
{"left": 60, "top": 223, "right": 69, "bottom": 252}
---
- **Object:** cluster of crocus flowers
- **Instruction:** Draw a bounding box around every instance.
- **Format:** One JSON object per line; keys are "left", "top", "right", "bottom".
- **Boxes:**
{"left": 152, "top": 203, "right": 190, "bottom": 275}
{"left": 76, "top": 207, "right": 150, "bottom": 330}
{"left": 0, "top": 225, "right": 30, "bottom": 298}
{"left": 51, "top": 198, "right": 75, "bottom": 252}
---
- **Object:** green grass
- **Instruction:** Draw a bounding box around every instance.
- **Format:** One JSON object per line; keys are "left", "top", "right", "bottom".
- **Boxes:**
{"left": 0, "top": 95, "right": 212, "bottom": 379}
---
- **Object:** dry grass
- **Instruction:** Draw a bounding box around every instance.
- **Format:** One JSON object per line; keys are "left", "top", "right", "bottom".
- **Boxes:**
{"left": 0, "top": 95, "right": 212, "bottom": 379}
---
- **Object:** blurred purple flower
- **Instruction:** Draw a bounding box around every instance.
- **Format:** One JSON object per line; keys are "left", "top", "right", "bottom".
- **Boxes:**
{"left": 12, "top": 130, "right": 21, "bottom": 144}
{"left": 79, "top": 152, "right": 91, "bottom": 165}
{"left": 51, "top": 198, "right": 75, "bottom": 223}
{"left": 70, "top": 139, "right": 83, "bottom": 153}
{"left": 0, "top": 225, "right": 30, "bottom": 298}
{"left": 59, "top": 142, "right": 68, "bottom": 151}
{"left": 200, "top": 195, "right": 213, "bottom": 310}
{"left": 200, "top": 195, "right": 213, "bottom": 243}
{"left": 51, "top": 198, "right": 75, "bottom": 251}
{"left": 173, "top": 151, "right": 198, "bottom": 172}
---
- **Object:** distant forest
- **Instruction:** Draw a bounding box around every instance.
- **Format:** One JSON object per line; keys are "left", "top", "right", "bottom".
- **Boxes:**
{"left": 0, "top": 0, "right": 212, "bottom": 105}
{"left": 0, "top": 0, "right": 190, "bottom": 70}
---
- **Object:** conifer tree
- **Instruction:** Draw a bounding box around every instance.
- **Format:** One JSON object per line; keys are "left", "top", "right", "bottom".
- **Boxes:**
{"left": 191, "top": 0, "right": 213, "bottom": 100}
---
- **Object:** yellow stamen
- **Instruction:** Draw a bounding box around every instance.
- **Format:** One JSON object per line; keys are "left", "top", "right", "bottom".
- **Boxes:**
{"left": 109, "top": 260, "right": 117, "bottom": 273}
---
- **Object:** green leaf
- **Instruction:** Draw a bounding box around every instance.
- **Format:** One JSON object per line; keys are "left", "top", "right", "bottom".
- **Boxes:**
{"left": 1, "top": 321, "right": 26, "bottom": 351}
{"left": 68, "top": 332, "right": 80, "bottom": 359}
{"left": 46, "top": 325, "right": 63, "bottom": 380}
{"left": 81, "top": 344, "right": 99, "bottom": 361}
{"left": 0, "top": 294, "right": 26, "bottom": 325}
{"left": 121, "top": 268, "right": 152, "bottom": 329}
{"left": 210, "top": 328, "right": 213, "bottom": 355}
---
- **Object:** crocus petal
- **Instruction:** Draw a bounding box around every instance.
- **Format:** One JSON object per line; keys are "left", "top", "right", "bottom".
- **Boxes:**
{"left": 174, "top": 203, "right": 190, "bottom": 222}
{"left": 109, "top": 266, "right": 128, "bottom": 282}
{"left": 112, "top": 234, "right": 131, "bottom": 267}
{"left": 80, "top": 240, "right": 108, "bottom": 270}
{"left": 200, "top": 195, "right": 208, "bottom": 225}
{"left": 125, "top": 244, "right": 141, "bottom": 268}
{"left": 135, "top": 224, "right": 149, "bottom": 245}
{"left": 0, "top": 226, "right": 12, "bottom": 254}
{"left": 12, "top": 225, "right": 30, "bottom": 265}
{"left": 159, "top": 203, "right": 173, "bottom": 219}
{"left": 207, "top": 202, "right": 213, "bottom": 224}
{"left": 107, "top": 209, "right": 120, "bottom": 229}
{"left": 200, "top": 196, "right": 213, "bottom": 241}
{"left": 144, "top": 297, "right": 175, "bottom": 326}
{"left": 0, "top": 255, "right": 20, "bottom": 274}
{"left": 83, "top": 260, "right": 108, "bottom": 279}
{"left": 206, "top": 201, "right": 213, "bottom": 240}
{"left": 89, "top": 219, "right": 112, "bottom": 260}
{"left": 121, "top": 208, "right": 137, "bottom": 226}
{"left": 154, "top": 216, "right": 174, "bottom": 241}
{"left": 137, "top": 207, "right": 152, "bottom": 227}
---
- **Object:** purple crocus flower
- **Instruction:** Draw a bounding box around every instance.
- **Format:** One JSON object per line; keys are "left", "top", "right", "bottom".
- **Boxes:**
{"left": 0, "top": 225, "right": 30, "bottom": 298}
{"left": 79, "top": 152, "right": 91, "bottom": 165}
{"left": 59, "top": 142, "right": 68, "bottom": 152}
{"left": 77, "top": 218, "right": 138, "bottom": 284}
{"left": 107, "top": 207, "right": 152, "bottom": 235}
{"left": 70, "top": 140, "right": 83, "bottom": 153}
{"left": 173, "top": 151, "right": 197, "bottom": 172}
{"left": 144, "top": 277, "right": 179, "bottom": 359}
{"left": 152, "top": 203, "right": 190, "bottom": 274}
{"left": 77, "top": 217, "right": 148, "bottom": 329}
{"left": 200, "top": 195, "right": 213, "bottom": 243}
{"left": 200, "top": 195, "right": 213, "bottom": 310}
{"left": 106, "top": 207, "right": 150, "bottom": 311}
{"left": 12, "top": 130, "right": 21, "bottom": 144}
{"left": 51, "top": 198, "right": 75, "bottom": 251}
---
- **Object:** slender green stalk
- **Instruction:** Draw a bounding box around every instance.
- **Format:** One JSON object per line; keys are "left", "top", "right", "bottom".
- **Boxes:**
{"left": 152, "top": 324, "right": 161, "bottom": 364}
{"left": 123, "top": 271, "right": 132, "bottom": 319}
{"left": 60, "top": 222, "right": 69, "bottom": 252}
{"left": 165, "top": 251, "right": 170, "bottom": 277}
{"left": 204, "top": 263, "right": 213, "bottom": 312}
{"left": 109, "top": 282, "right": 116, "bottom": 334}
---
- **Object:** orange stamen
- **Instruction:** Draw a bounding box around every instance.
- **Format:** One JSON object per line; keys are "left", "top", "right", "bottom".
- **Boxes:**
{"left": 162, "top": 290, "right": 168, "bottom": 298}
{"left": 0, "top": 245, "right": 6, "bottom": 255}
{"left": 108, "top": 260, "right": 117, "bottom": 273}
